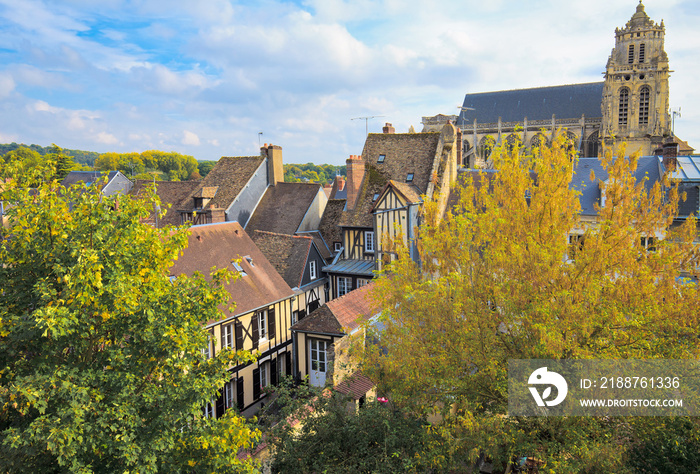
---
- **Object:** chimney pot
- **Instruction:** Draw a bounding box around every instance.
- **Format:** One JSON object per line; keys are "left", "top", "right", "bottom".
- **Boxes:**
{"left": 382, "top": 123, "right": 395, "bottom": 134}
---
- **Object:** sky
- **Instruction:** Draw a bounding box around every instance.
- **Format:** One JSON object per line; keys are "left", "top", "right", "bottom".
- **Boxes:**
{"left": 0, "top": 0, "right": 698, "bottom": 166}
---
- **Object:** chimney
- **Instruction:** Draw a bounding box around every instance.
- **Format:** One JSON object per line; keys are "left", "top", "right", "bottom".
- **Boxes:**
{"left": 345, "top": 154, "right": 365, "bottom": 211}
{"left": 662, "top": 141, "right": 679, "bottom": 172}
{"left": 382, "top": 123, "right": 395, "bottom": 134}
{"left": 336, "top": 176, "right": 346, "bottom": 191}
{"left": 264, "top": 144, "right": 283, "bottom": 186}
{"left": 208, "top": 204, "right": 226, "bottom": 223}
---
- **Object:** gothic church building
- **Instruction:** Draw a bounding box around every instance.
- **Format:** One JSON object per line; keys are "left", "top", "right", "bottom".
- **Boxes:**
{"left": 426, "top": 2, "right": 691, "bottom": 166}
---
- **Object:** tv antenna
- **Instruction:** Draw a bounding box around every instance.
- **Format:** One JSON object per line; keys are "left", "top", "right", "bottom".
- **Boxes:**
{"left": 351, "top": 115, "right": 386, "bottom": 136}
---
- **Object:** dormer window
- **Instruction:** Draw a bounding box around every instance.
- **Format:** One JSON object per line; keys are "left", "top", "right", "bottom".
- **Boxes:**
{"left": 377, "top": 154, "right": 385, "bottom": 163}
{"left": 232, "top": 260, "right": 247, "bottom": 276}
{"left": 406, "top": 173, "right": 414, "bottom": 182}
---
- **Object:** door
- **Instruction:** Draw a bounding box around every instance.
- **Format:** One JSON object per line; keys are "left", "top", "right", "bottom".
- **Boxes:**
{"left": 309, "top": 339, "right": 328, "bottom": 387}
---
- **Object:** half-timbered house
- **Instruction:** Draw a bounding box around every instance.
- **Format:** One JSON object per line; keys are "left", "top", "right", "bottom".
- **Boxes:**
{"left": 323, "top": 122, "right": 459, "bottom": 299}
{"left": 169, "top": 221, "right": 296, "bottom": 418}
{"left": 290, "top": 282, "right": 379, "bottom": 389}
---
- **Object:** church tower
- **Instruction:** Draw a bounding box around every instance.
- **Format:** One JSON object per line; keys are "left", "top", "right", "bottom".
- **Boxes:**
{"left": 601, "top": 1, "right": 671, "bottom": 155}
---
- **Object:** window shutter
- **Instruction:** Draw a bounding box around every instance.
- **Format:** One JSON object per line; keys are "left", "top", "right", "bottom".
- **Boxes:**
{"left": 270, "top": 358, "right": 278, "bottom": 386}
{"left": 268, "top": 307, "right": 276, "bottom": 340}
{"left": 253, "top": 368, "right": 261, "bottom": 400}
{"left": 237, "top": 377, "right": 245, "bottom": 411}
{"left": 235, "top": 320, "right": 244, "bottom": 351}
{"left": 252, "top": 315, "right": 259, "bottom": 350}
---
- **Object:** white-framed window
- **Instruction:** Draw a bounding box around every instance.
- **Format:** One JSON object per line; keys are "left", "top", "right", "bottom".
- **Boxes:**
{"left": 338, "top": 277, "right": 352, "bottom": 297}
{"left": 641, "top": 236, "right": 656, "bottom": 252}
{"left": 334, "top": 242, "right": 342, "bottom": 252}
{"left": 202, "top": 336, "right": 213, "bottom": 359}
{"left": 364, "top": 231, "right": 375, "bottom": 253}
{"left": 258, "top": 310, "right": 267, "bottom": 341}
{"left": 204, "top": 399, "right": 215, "bottom": 418}
{"left": 357, "top": 278, "right": 371, "bottom": 288}
{"left": 260, "top": 363, "right": 268, "bottom": 389}
{"left": 292, "top": 310, "right": 299, "bottom": 325}
{"left": 309, "top": 260, "right": 317, "bottom": 280}
{"left": 224, "top": 380, "right": 235, "bottom": 409}
{"left": 222, "top": 323, "right": 233, "bottom": 349}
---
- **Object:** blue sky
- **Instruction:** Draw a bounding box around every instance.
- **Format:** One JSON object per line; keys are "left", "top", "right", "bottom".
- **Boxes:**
{"left": 0, "top": 0, "right": 698, "bottom": 166}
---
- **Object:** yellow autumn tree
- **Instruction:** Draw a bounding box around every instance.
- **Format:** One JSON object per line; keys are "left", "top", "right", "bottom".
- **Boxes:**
{"left": 364, "top": 133, "right": 700, "bottom": 472}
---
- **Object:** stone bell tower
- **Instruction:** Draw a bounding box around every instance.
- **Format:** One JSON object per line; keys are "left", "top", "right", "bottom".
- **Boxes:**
{"left": 601, "top": 1, "right": 672, "bottom": 155}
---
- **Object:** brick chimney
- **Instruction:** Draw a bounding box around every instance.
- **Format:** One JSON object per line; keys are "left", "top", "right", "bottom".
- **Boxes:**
{"left": 662, "top": 141, "right": 679, "bottom": 173}
{"left": 382, "top": 123, "right": 395, "bottom": 134}
{"left": 336, "top": 176, "right": 345, "bottom": 191}
{"left": 345, "top": 154, "right": 365, "bottom": 211}
{"left": 261, "top": 144, "right": 284, "bottom": 186}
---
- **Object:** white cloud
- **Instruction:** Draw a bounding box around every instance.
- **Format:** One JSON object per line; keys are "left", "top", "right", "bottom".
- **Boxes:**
{"left": 182, "top": 130, "right": 201, "bottom": 146}
{"left": 96, "top": 132, "right": 119, "bottom": 145}
{"left": 0, "top": 73, "right": 15, "bottom": 98}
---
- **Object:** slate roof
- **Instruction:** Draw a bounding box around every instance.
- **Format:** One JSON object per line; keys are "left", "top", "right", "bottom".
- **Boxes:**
{"left": 169, "top": 222, "right": 294, "bottom": 323}
{"left": 184, "top": 156, "right": 264, "bottom": 210}
{"left": 329, "top": 176, "right": 347, "bottom": 199}
{"left": 318, "top": 199, "right": 345, "bottom": 249}
{"left": 130, "top": 179, "right": 201, "bottom": 227}
{"left": 322, "top": 259, "right": 374, "bottom": 277}
{"left": 457, "top": 82, "right": 604, "bottom": 126}
{"left": 291, "top": 281, "right": 379, "bottom": 335}
{"left": 571, "top": 156, "right": 662, "bottom": 215}
{"left": 245, "top": 182, "right": 322, "bottom": 235}
{"left": 249, "top": 230, "right": 313, "bottom": 289}
{"left": 61, "top": 171, "right": 120, "bottom": 188}
{"left": 340, "top": 132, "right": 441, "bottom": 227}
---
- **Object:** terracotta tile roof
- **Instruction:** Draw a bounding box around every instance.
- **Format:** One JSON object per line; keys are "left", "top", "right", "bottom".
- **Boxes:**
{"left": 184, "top": 156, "right": 264, "bottom": 210}
{"left": 130, "top": 179, "right": 201, "bottom": 227}
{"left": 291, "top": 304, "right": 343, "bottom": 335}
{"left": 335, "top": 372, "right": 375, "bottom": 400}
{"left": 169, "top": 222, "right": 294, "bottom": 323}
{"left": 318, "top": 199, "right": 345, "bottom": 249}
{"left": 245, "top": 182, "right": 322, "bottom": 235}
{"left": 249, "top": 230, "right": 312, "bottom": 289}
{"left": 340, "top": 132, "right": 441, "bottom": 227}
{"left": 293, "top": 281, "right": 379, "bottom": 335}
{"left": 325, "top": 281, "right": 379, "bottom": 333}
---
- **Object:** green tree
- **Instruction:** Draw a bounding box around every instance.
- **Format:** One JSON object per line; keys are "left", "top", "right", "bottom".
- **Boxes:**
{"left": 265, "top": 383, "right": 447, "bottom": 473}
{"left": 0, "top": 172, "right": 259, "bottom": 473}
{"left": 197, "top": 161, "right": 218, "bottom": 178}
{"left": 363, "top": 135, "right": 700, "bottom": 471}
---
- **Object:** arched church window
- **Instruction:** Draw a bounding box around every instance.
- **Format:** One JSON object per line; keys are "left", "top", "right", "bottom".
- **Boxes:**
{"left": 628, "top": 44, "right": 634, "bottom": 64}
{"left": 505, "top": 134, "right": 518, "bottom": 152}
{"left": 585, "top": 131, "right": 599, "bottom": 158}
{"left": 638, "top": 86, "right": 650, "bottom": 126}
{"left": 619, "top": 88, "right": 629, "bottom": 127}
{"left": 530, "top": 133, "right": 548, "bottom": 153}
{"left": 478, "top": 135, "right": 495, "bottom": 160}
{"left": 639, "top": 43, "right": 645, "bottom": 63}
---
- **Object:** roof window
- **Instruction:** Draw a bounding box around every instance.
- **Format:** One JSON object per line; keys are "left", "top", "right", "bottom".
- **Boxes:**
{"left": 406, "top": 173, "right": 414, "bottom": 182}
{"left": 377, "top": 154, "right": 385, "bottom": 163}
{"left": 232, "top": 260, "right": 247, "bottom": 276}
{"left": 373, "top": 193, "right": 380, "bottom": 202}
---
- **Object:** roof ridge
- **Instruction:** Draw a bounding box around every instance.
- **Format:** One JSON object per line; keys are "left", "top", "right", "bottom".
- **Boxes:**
{"left": 253, "top": 229, "right": 313, "bottom": 240}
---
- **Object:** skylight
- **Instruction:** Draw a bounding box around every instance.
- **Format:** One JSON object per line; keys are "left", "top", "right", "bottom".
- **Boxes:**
{"left": 406, "top": 173, "right": 414, "bottom": 182}
{"left": 378, "top": 154, "right": 385, "bottom": 163}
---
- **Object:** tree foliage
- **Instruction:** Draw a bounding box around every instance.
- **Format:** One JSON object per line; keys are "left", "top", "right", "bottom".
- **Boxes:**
{"left": 2, "top": 145, "right": 81, "bottom": 186}
{"left": 363, "top": 134, "right": 700, "bottom": 471}
{"left": 284, "top": 163, "right": 345, "bottom": 185}
{"left": 0, "top": 172, "right": 259, "bottom": 473}
{"left": 94, "top": 150, "right": 199, "bottom": 181}
{"left": 263, "top": 380, "right": 447, "bottom": 474}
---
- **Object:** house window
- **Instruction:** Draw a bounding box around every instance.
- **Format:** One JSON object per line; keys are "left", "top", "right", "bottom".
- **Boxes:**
{"left": 641, "top": 236, "right": 656, "bottom": 252}
{"left": 364, "top": 231, "right": 375, "bottom": 253}
{"left": 258, "top": 310, "right": 268, "bottom": 341}
{"left": 628, "top": 44, "right": 634, "bottom": 64}
{"left": 406, "top": 173, "right": 414, "bottom": 182}
{"left": 292, "top": 310, "right": 299, "bottom": 325}
{"left": 338, "top": 277, "right": 352, "bottom": 297}
{"left": 377, "top": 154, "right": 385, "bottom": 163}
{"left": 222, "top": 323, "right": 233, "bottom": 349}
{"left": 334, "top": 242, "right": 342, "bottom": 252}
{"left": 232, "top": 260, "right": 246, "bottom": 276}
{"left": 618, "top": 88, "right": 629, "bottom": 127}
{"left": 568, "top": 235, "right": 585, "bottom": 260}
{"left": 639, "top": 86, "right": 650, "bottom": 126}
{"left": 202, "top": 336, "right": 213, "bottom": 359}
{"left": 309, "top": 260, "right": 318, "bottom": 280}
{"left": 639, "top": 43, "right": 645, "bottom": 63}
{"left": 260, "top": 363, "right": 268, "bottom": 389}
{"left": 357, "top": 278, "right": 371, "bottom": 288}
{"left": 204, "top": 400, "right": 215, "bottom": 418}
{"left": 224, "top": 380, "right": 235, "bottom": 409}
